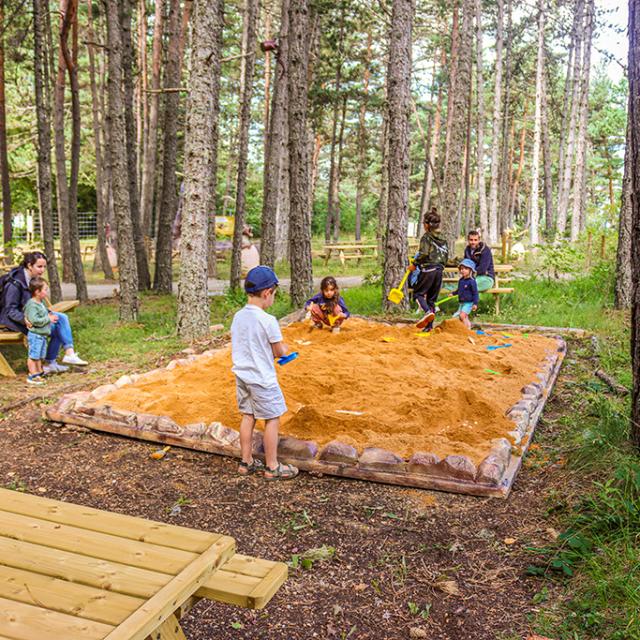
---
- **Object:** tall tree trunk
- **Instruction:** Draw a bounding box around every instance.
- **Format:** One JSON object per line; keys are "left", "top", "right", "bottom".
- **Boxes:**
{"left": 487, "top": 0, "right": 503, "bottom": 244}
{"left": 230, "top": 0, "right": 259, "bottom": 290}
{"left": 87, "top": 0, "right": 114, "bottom": 279}
{"left": 54, "top": 0, "right": 72, "bottom": 282}
{"left": 541, "top": 62, "right": 554, "bottom": 234}
{"left": 529, "top": 0, "right": 545, "bottom": 246}
{"left": 570, "top": 0, "right": 594, "bottom": 241}
{"left": 140, "top": 0, "right": 164, "bottom": 238}
{"left": 260, "top": 0, "right": 290, "bottom": 267}
{"left": 441, "top": 0, "right": 472, "bottom": 253}
{"left": 442, "top": 2, "right": 459, "bottom": 175}
{"left": 474, "top": 0, "right": 487, "bottom": 235}
{"left": 557, "top": 0, "right": 585, "bottom": 235}
{"left": 0, "top": 0, "right": 11, "bottom": 248}
{"left": 377, "top": 109, "right": 389, "bottom": 255}
{"left": 33, "top": 0, "right": 62, "bottom": 301}
{"left": 627, "top": 0, "right": 640, "bottom": 449}
{"left": 154, "top": 0, "right": 183, "bottom": 293}
{"left": 177, "top": 0, "right": 222, "bottom": 339}
{"left": 497, "top": 0, "right": 513, "bottom": 234}
{"left": 136, "top": 0, "right": 147, "bottom": 193}
{"left": 206, "top": 0, "right": 224, "bottom": 278}
{"left": 615, "top": 125, "right": 632, "bottom": 309}
{"left": 331, "top": 95, "right": 347, "bottom": 243}
{"left": 120, "top": 0, "right": 150, "bottom": 289}
{"left": 508, "top": 107, "right": 527, "bottom": 226}
{"left": 104, "top": 0, "right": 139, "bottom": 320}
{"left": 382, "top": 0, "right": 413, "bottom": 309}
{"left": 355, "top": 30, "right": 372, "bottom": 242}
{"left": 287, "top": 0, "right": 313, "bottom": 306}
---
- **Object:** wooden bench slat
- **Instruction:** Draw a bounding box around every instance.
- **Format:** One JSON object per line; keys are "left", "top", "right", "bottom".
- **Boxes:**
{"left": 0, "top": 510, "right": 197, "bottom": 574}
{"left": 0, "top": 565, "right": 143, "bottom": 626}
{"left": 487, "top": 287, "right": 514, "bottom": 294}
{"left": 51, "top": 300, "right": 80, "bottom": 314}
{"left": 197, "top": 554, "right": 288, "bottom": 610}
{"left": 0, "top": 536, "right": 171, "bottom": 599}
{"left": 0, "top": 596, "right": 114, "bottom": 640}
{"left": 0, "top": 489, "right": 217, "bottom": 553}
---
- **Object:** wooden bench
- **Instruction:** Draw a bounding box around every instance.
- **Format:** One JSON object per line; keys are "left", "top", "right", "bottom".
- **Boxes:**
{"left": 441, "top": 264, "right": 515, "bottom": 314}
{"left": 0, "top": 487, "right": 287, "bottom": 639}
{"left": 0, "top": 299, "right": 80, "bottom": 378}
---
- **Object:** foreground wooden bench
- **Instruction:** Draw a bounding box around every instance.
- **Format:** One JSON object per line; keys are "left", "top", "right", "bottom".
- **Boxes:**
{"left": 0, "top": 487, "right": 287, "bottom": 639}
{"left": 0, "top": 299, "right": 80, "bottom": 378}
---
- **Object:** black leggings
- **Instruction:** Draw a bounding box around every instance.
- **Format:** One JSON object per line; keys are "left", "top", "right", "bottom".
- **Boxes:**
{"left": 413, "top": 266, "right": 443, "bottom": 314}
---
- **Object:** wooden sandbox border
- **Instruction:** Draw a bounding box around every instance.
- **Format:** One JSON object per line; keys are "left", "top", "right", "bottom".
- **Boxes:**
{"left": 44, "top": 314, "right": 567, "bottom": 499}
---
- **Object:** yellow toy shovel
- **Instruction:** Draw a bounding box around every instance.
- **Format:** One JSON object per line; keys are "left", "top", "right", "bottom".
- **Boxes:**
{"left": 387, "top": 267, "right": 412, "bottom": 304}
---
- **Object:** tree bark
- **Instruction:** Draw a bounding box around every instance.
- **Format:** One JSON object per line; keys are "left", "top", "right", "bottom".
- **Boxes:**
{"left": 441, "top": 0, "right": 472, "bottom": 253}
{"left": 487, "top": 0, "right": 503, "bottom": 244}
{"left": 0, "top": 0, "right": 11, "bottom": 248}
{"left": 382, "top": 0, "right": 413, "bottom": 309}
{"left": 33, "top": 0, "right": 62, "bottom": 301}
{"left": 140, "top": 0, "right": 164, "bottom": 238}
{"left": 136, "top": 0, "right": 147, "bottom": 193}
{"left": 86, "top": 0, "right": 114, "bottom": 279}
{"left": 557, "top": 0, "right": 585, "bottom": 235}
{"left": 474, "top": 0, "right": 487, "bottom": 236}
{"left": 628, "top": 0, "right": 640, "bottom": 449}
{"left": 104, "top": 0, "right": 139, "bottom": 321}
{"left": 377, "top": 109, "right": 389, "bottom": 256}
{"left": 529, "top": 0, "right": 545, "bottom": 246}
{"left": 230, "top": 0, "right": 259, "bottom": 290}
{"left": 541, "top": 62, "right": 554, "bottom": 235}
{"left": 287, "top": 0, "right": 313, "bottom": 307}
{"left": 177, "top": 0, "right": 222, "bottom": 339}
{"left": 570, "top": 0, "right": 594, "bottom": 241}
{"left": 355, "top": 30, "right": 372, "bottom": 242}
{"left": 154, "top": 0, "right": 183, "bottom": 293}
{"left": 615, "top": 124, "right": 632, "bottom": 310}
{"left": 260, "top": 0, "right": 290, "bottom": 268}
{"left": 120, "top": 0, "right": 150, "bottom": 289}
{"left": 497, "top": 0, "right": 513, "bottom": 233}
{"left": 332, "top": 95, "right": 347, "bottom": 243}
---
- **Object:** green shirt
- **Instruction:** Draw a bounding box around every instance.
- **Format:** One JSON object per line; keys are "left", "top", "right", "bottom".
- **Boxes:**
{"left": 24, "top": 298, "right": 51, "bottom": 336}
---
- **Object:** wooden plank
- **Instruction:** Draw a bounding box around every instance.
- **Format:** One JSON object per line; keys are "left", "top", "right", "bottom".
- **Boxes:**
{"left": 0, "top": 510, "right": 197, "bottom": 574}
{"left": 156, "top": 614, "right": 187, "bottom": 640}
{"left": 0, "top": 332, "right": 23, "bottom": 344}
{"left": 50, "top": 300, "right": 79, "bottom": 314}
{"left": 0, "top": 596, "right": 114, "bottom": 640}
{"left": 0, "top": 537, "right": 170, "bottom": 599}
{"left": 104, "top": 535, "right": 235, "bottom": 640}
{"left": 0, "top": 350, "right": 16, "bottom": 377}
{"left": 197, "top": 558, "right": 287, "bottom": 609}
{"left": 0, "top": 488, "right": 217, "bottom": 553}
{"left": 0, "top": 565, "right": 143, "bottom": 625}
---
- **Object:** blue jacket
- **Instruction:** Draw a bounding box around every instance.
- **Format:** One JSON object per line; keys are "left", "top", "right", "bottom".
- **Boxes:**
{"left": 452, "top": 276, "right": 479, "bottom": 305}
{"left": 464, "top": 242, "right": 495, "bottom": 280}
{"left": 305, "top": 292, "right": 350, "bottom": 318}
{"left": 0, "top": 267, "right": 30, "bottom": 334}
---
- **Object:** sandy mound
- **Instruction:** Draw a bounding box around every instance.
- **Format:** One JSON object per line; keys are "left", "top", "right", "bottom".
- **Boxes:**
{"left": 103, "top": 318, "right": 557, "bottom": 464}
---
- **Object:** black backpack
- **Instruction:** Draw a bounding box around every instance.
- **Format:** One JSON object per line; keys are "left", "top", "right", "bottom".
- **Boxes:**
{"left": 0, "top": 270, "right": 19, "bottom": 314}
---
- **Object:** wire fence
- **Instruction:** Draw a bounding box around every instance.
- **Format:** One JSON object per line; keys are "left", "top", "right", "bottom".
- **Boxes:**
{"left": 1, "top": 211, "right": 98, "bottom": 242}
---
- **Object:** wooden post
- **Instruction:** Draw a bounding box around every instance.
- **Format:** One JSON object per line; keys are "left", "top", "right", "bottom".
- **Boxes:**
{"left": 501, "top": 231, "right": 507, "bottom": 263}
{"left": 600, "top": 233, "right": 606, "bottom": 260}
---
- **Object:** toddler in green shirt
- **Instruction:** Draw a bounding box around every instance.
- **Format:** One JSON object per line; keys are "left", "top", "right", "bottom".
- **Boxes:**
{"left": 24, "top": 276, "right": 51, "bottom": 385}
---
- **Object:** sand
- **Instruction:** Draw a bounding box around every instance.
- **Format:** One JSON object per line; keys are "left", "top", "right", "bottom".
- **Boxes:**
{"left": 102, "top": 318, "right": 558, "bottom": 464}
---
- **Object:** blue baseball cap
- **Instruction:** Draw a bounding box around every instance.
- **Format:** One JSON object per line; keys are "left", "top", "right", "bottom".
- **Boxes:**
{"left": 245, "top": 265, "right": 279, "bottom": 293}
{"left": 458, "top": 258, "right": 477, "bottom": 273}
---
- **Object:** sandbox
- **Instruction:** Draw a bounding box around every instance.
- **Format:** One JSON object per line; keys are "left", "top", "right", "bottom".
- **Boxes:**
{"left": 45, "top": 315, "right": 566, "bottom": 498}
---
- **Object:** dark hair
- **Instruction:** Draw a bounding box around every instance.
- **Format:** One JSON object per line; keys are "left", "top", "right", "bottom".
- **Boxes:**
{"left": 320, "top": 276, "right": 340, "bottom": 314}
{"left": 29, "top": 276, "right": 47, "bottom": 296}
{"left": 467, "top": 230, "right": 480, "bottom": 239}
{"left": 424, "top": 208, "right": 440, "bottom": 229}
{"left": 21, "top": 251, "right": 47, "bottom": 269}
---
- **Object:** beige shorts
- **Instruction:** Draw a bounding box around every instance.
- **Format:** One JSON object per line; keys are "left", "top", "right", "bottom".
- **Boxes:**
{"left": 235, "top": 377, "right": 287, "bottom": 420}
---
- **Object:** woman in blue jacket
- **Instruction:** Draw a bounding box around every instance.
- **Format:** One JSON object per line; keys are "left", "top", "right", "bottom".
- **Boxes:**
{"left": 0, "top": 251, "right": 87, "bottom": 373}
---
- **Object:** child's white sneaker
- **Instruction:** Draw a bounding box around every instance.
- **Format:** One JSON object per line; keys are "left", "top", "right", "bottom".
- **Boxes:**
{"left": 62, "top": 352, "right": 88, "bottom": 366}
{"left": 43, "top": 361, "right": 69, "bottom": 374}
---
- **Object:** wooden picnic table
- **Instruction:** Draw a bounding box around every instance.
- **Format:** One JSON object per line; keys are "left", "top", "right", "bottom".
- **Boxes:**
{"left": 321, "top": 243, "right": 379, "bottom": 266}
{"left": 0, "top": 488, "right": 287, "bottom": 639}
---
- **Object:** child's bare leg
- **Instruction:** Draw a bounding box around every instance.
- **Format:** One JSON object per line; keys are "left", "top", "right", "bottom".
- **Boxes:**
{"left": 27, "top": 359, "right": 39, "bottom": 375}
{"left": 239, "top": 413, "right": 257, "bottom": 464}
{"left": 36, "top": 360, "right": 43, "bottom": 374}
{"left": 263, "top": 417, "right": 280, "bottom": 469}
{"left": 460, "top": 311, "right": 471, "bottom": 329}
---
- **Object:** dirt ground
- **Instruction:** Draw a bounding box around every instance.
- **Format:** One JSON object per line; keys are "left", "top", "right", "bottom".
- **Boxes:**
{"left": 0, "top": 341, "right": 578, "bottom": 640}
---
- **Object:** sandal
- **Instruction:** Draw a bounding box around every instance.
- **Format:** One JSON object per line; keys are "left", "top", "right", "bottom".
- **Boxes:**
{"left": 238, "top": 458, "right": 265, "bottom": 476}
{"left": 264, "top": 462, "right": 299, "bottom": 480}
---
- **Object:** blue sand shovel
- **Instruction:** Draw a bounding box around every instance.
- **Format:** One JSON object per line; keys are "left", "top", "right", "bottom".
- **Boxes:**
{"left": 277, "top": 352, "right": 299, "bottom": 366}
{"left": 487, "top": 344, "right": 512, "bottom": 351}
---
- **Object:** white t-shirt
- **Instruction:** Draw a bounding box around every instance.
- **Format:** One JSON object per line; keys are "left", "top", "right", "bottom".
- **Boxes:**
{"left": 231, "top": 304, "right": 283, "bottom": 387}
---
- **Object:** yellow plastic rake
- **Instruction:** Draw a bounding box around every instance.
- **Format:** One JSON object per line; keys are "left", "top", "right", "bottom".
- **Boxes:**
{"left": 387, "top": 267, "right": 412, "bottom": 304}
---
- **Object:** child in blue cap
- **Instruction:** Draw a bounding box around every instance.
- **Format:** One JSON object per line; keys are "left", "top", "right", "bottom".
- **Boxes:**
{"left": 230, "top": 265, "right": 298, "bottom": 480}
{"left": 450, "top": 258, "right": 479, "bottom": 329}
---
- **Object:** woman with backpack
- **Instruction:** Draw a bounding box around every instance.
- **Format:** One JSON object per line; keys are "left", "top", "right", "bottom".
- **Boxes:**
{"left": 0, "top": 251, "right": 88, "bottom": 374}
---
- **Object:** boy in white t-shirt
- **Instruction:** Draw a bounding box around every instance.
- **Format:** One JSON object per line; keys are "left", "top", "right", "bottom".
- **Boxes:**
{"left": 230, "top": 266, "right": 299, "bottom": 480}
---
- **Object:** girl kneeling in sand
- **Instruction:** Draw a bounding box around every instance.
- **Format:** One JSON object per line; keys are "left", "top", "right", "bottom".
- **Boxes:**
{"left": 305, "top": 276, "right": 350, "bottom": 334}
